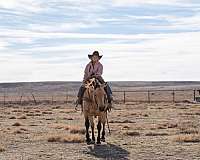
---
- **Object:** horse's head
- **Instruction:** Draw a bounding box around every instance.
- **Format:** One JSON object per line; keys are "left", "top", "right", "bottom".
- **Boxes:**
{"left": 84, "top": 78, "right": 107, "bottom": 112}
{"left": 94, "top": 83, "right": 107, "bottom": 112}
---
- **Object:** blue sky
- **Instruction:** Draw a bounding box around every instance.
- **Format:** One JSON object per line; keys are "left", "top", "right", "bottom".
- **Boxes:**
{"left": 0, "top": 0, "right": 200, "bottom": 82}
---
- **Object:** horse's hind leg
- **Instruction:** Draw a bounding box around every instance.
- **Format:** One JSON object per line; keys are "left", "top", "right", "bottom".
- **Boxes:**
{"left": 97, "top": 120, "right": 102, "bottom": 144}
{"left": 85, "top": 117, "right": 91, "bottom": 144}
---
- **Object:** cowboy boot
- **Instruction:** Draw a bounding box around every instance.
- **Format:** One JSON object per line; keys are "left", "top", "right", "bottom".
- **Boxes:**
{"left": 76, "top": 86, "right": 86, "bottom": 105}
{"left": 104, "top": 86, "right": 113, "bottom": 111}
{"left": 107, "top": 95, "right": 113, "bottom": 111}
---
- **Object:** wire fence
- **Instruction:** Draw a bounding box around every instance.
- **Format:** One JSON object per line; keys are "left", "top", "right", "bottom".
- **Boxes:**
{"left": 113, "top": 89, "right": 200, "bottom": 103}
{"left": 0, "top": 89, "right": 200, "bottom": 106}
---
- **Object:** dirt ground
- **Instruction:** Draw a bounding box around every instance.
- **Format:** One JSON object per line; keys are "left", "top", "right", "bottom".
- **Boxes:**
{"left": 0, "top": 102, "right": 200, "bottom": 160}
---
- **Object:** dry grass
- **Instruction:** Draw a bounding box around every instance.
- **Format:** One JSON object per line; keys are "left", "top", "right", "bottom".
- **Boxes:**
{"left": 13, "top": 128, "right": 29, "bottom": 134}
{"left": 26, "top": 113, "right": 35, "bottom": 116}
{"left": 124, "top": 131, "right": 140, "bottom": 136}
{"left": 145, "top": 132, "right": 169, "bottom": 136}
{"left": 20, "top": 128, "right": 28, "bottom": 131}
{"left": 45, "top": 118, "right": 54, "bottom": 120}
{"left": 167, "top": 123, "right": 178, "bottom": 128}
{"left": 62, "top": 117, "right": 73, "bottom": 120}
{"left": 13, "top": 130, "right": 23, "bottom": 134}
{"left": 12, "top": 122, "right": 22, "bottom": 126}
{"left": 179, "top": 128, "right": 199, "bottom": 134}
{"left": 0, "top": 146, "right": 5, "bottom": 152}
{"left": 12, "top": 110, "right": 22, "bottom": 113}
{"left": 42, "top": 111, "right": 53, "bottom": 115}
{"left": 52, "top": 124, "right": 65, "bottom": 129}
{"left": 51, "top": 124, "right": 85, "bottom": 135}
{"left": 110, "top": 120, "right": 135, "bottom": 123}
{"left": 122, "top": 125, "right": 130, "bottom": 129}
{"left": 52, "top": 106, "right": 61, "bottom": 109}
{"left": 34, "top": 110, "right": 40, "bottom": 113}
{"left": 47, "top": 134, "right": 84, "bottom": 143}
{"left": 156, "top": 124, "right": 167, "bottom": 129}
{"left": 59, "top": 125, "right": 86, "bottom": 135}
{"left": 174, "top": 134, "right": 200, "bottom": 143}
{"left": 69, "top": 126, "right": 86, "bottom": 135}
{"left": 178, "top": 123, "right": 199, "bottom": 134}
{"left": 62, "top": 135, "right": 84, "bottom": 143}
{"left": 47, "top": 136, "right": 61, "bottom": 142}
{"left": 60, "top": 109, "right": 76, "bottom": 114}
{"left": 1, "top": 98, "right": 200, "bottom": 159}
{"left": 18, "top": 115, "right": 27, "bottom": 119}
{"left": 9, "top": 116, "right": 16, "bottom": 119}
{"left": 153, "top": 123, "right": 178, "bottom": 130}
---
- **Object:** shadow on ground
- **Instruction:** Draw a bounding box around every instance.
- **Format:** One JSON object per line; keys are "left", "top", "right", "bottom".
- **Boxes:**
{"left": 84, "top": 143, "right": 130, "bottom": 160}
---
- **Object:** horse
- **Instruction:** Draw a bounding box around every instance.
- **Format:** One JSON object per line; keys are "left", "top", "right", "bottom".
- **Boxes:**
{"left": 82, "top": 78, "right": 108, "bottom": 144}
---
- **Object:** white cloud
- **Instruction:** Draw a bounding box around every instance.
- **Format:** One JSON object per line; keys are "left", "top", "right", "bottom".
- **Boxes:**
{"left": 0, "top": 0, "right": 43, "bottom": 13}
{"left": 0, "top": 28, "right": 165, "bottom": 40}
{"left": 111, "top": 0, "right": 200, "bottom": 7}
{"left": 0, "top": 40, "right": 9, "bottom": 49}
{"left": 0, "top": 0, "right": 200, "bottom": 82}
{"left": 0, "top": 31, "right": 199, "bottom": 82}
{"left": 28, "top": 22, "right": 100, "bottom": 32}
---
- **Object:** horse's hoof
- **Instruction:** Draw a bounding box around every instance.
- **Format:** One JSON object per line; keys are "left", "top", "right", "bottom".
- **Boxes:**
{"left": 96, "top": 141, "right": 101, "bottom": 145}
{"left": 101, "top": 138, "right": 105, "bottom": 142}
{"left": 90, "top": 140, "right": 95, "bottom": 144}
{"left": 87, "top": 141, "right": 92, "bottom": 145}
{"left": 87, "top": 142, "right": 90, "bottom": 145}
{"left": 86, "top": 138, "right": 91, "bottom": 145}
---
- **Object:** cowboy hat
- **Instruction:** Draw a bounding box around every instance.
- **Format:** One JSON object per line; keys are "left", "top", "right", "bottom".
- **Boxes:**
{"left": 88, "top": 51, "right": 103, "bottom": 59}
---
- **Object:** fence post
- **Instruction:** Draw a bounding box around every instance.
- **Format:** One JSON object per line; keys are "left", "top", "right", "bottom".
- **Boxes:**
{"left": 123, "top": 91, "right": 126, "bottom": 104}
{"left": 20, "top": 94, "right": 23, "bottom": 105}
{"left": 66, "top": 91, "right": 68, "bottom": 104}
{"left": 31, "top": 93, "right": 37, "bottom": 105}
{"left": 172, "top": 90, "right": 175, "bottom": 103}
{"left": 148, "top": 91, "right": 150, "bottom": 103}
{"left": 51, "top": 95, "right": 54, "bottom": 105}
{"left": 194, "top": 90, "right": 196, "bottom": 101}
{"left": 4, "top": 92, "right": 6, "bottom": 106}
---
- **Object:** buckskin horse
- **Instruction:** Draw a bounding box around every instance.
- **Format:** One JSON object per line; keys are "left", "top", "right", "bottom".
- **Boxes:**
{"left": 82, "top": 78, "right": 108, "bottom": 144}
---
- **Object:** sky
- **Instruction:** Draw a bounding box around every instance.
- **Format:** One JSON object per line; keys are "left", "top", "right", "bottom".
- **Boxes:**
{"left": 0, "top": 0, "right": 200, "bottom": 82}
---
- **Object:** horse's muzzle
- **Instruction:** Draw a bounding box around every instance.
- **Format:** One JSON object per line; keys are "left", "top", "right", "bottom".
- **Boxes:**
{"left": 99, "top": 106, "right": 105, "bottom": 112}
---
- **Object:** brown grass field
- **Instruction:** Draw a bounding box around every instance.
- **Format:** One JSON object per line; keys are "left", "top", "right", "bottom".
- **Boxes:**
{"left": 0, "top": 82, "right": 200, "bottom": 159}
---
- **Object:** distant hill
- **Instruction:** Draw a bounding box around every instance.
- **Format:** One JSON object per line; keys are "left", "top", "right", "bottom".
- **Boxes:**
{"left": 0, "top": 81, "right": 200, "bottom": 94}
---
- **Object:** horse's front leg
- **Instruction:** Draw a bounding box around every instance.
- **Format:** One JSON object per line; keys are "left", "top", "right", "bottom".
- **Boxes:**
{"left": 101, "top": 122, "right": 106, "bottom": 142}
{"left": 85, "top": 117, "right": 91, "bottom": 144}
{"left": 97, "top": 120, "right": 102, "bottom": 144}
{"left": 90, "top": 117, "right": 95, "bottom": 143}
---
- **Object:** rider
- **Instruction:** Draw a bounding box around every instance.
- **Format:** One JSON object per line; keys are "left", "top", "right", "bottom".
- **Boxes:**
{"left": 76, "top": 51, "right": 113, "bottom": 109}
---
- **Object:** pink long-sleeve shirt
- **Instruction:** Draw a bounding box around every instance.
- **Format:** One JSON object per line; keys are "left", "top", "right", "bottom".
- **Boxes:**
{"left": 83, "top": 61, "right": 103, "bottom": 81}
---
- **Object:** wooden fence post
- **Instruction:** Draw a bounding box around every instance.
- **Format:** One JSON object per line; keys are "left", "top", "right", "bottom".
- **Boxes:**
{"left": 123, "top": 91, "right": 126, "bottom": 104}
{"left": 194, "top": 90, "right": 196, "bottom": 101}
{"left": 66, "top": 91, "right": 68, "bottom": 104}
{"left": 20, "top": 94, "right": 23, "bottom": 105}
{"left": 4, "top": 92, "right": 6, "bottom": 106}
{"left": 31, "top": 93, "right": 37, "bottom": 105}
{"left": 172, "top": 90, "right": 175, "bottom": 103}
{"left": 51, "top": 95, "right": 54, "bottom": 105}
{"left": 148, "top": 91, "right": 150, "bottom": 103}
